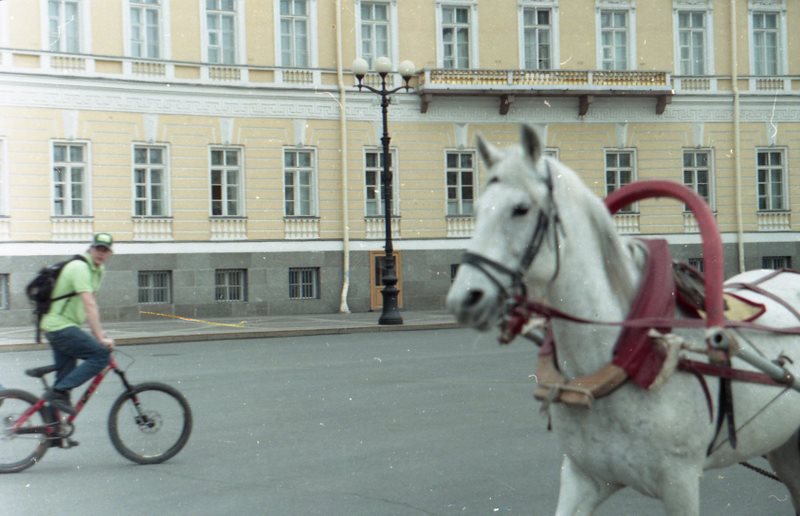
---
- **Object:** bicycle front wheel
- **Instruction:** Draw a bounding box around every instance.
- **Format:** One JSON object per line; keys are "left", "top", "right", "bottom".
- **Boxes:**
{"left": 108, "top": 382, "right": 192, "bottom": 465}
{"left": 0, "top": 389, "right": 56, "bottom": 473}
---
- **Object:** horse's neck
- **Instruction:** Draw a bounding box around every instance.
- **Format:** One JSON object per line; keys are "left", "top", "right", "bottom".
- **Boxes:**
{"left": 544, "top": 188, "right": 646, "bottom": 375}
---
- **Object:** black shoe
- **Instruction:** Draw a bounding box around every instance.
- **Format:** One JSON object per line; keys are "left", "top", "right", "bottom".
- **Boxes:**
{"left": 44, "top": 389, "right": 76, "bottom": 415}
{"left": 57, "top": 438, "right": 79, "bottom": 449}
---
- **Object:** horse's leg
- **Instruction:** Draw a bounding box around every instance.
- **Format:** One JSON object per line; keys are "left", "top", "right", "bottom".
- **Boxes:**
{"left": 658, "top": 465, "right": 701, "bottom": 516}
{"left": 554, "top": 455, "right": 620, "bottom": 516}
{"left": 766, "top": 429, "right": 800, "bottom": 515}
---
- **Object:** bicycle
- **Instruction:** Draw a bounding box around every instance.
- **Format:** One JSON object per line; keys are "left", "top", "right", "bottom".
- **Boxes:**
{"left": 0, "top": 351, "right": 192, "bottom": 473}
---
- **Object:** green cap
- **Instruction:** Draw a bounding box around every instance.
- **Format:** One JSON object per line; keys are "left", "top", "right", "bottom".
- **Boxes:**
{"left": 91, "top": 232, "right": 114, "bottom": 250}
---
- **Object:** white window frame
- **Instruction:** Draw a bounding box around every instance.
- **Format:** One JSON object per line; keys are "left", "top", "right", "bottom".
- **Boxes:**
{"left": 756, "top": 147, "right": 788, "bottom": 211}
{"left": 0, "top": 274, "right": 8, "bottom": 310}
{"left": 133, "top": 144, "right": 171, "bottom": 217}
{"left": 518, "top": 0, "right": 559, "bottom": 70}
{"left": 673, "top": 2, "right": 715, "bottom": 75}
{"left": 355, "top": 0, "right": 398, "bottom": 69}
{"left": 209, "top": 146, "right": 245, "bottom": 217}
{"left": 124, "top": 0, "right": 172, "bottom": 60}
{"left": 436, "top": 1, "right": 479, "bottom": 69}
{"left": 364, "top": 147, "right": 399, "bottom": 217}
{"left": 51, "top": 141, "right": 91, "bottom": 217}
{"left": 275, "top": 0, "right": 319, "bottom": 68}
{"left": 748, "top": 0, "right": 787, "bottom": 77}
{"left": 215, "top": 268, "right": 248, "bottom": 302}
{"left": 289, "top": 267, "right": 320, "bottom": 300}
{"left": 604, "top": 149, "right": 637, "bottom": 213}
{"left": 763, "top": 256, "right": 791, "bottom": 269}
{"left": 0, "top": 1, "right": 9, "bottom": 48}
{"left": 283, "top": 148, "right": 318, "bottom": 217}
{"left": 42, "top": 0, "right": 91, "bottom": 54}
{"left": 201, "top": 0, "right": 246, "bottom": 65}
{"left": 445, "top": 150, "right": 477, "bottom": 216}
{"left": 595, "top": 2, "right": 636, "bottom": 71}
{"left": 138, "top": 270, "right": 172, "bottom": 304}
{"left": 682, "top": 148, "right": 715, "bottom": 211}
{"left": 688, "top": 257, "right": 704, "bottom": 272}
{"left": 0, "top": 138, "right": 7, "bottom": 217}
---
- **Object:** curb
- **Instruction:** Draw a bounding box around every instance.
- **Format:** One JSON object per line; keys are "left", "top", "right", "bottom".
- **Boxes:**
{"left": 0, "top": 321, "right": 462, "bottom": 352}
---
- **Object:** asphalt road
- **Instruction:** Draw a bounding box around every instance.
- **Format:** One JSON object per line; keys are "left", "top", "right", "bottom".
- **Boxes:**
{"left": 0, "top": 329, "right": 793, "bottom": 515}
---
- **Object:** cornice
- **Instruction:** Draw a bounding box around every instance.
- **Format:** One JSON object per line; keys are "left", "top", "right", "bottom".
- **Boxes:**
{"left": 0, "top": 73, "right": 798, "bottom": 125}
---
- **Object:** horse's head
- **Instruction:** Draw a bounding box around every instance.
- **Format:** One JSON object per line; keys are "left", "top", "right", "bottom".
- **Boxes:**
{"left": 446, "top": 125, "right": 563, "bottom": 330}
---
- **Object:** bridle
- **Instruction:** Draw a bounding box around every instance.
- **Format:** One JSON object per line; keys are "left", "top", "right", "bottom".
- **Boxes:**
{"left": 459, "top": 161, "right": 564, "bottom": 303}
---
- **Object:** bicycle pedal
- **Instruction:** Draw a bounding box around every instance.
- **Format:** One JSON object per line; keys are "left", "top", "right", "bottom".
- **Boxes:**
{"left": 57, "top": 438, "right": 79, "bottom": 449}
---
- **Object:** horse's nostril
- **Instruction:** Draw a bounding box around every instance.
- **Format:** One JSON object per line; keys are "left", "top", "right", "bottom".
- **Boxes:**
{"left": 465, "top": 289, "right": 484, "bottom": 307}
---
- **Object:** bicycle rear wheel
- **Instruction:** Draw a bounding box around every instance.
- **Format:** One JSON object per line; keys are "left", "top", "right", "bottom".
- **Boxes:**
{"left": 0, "top": 389, "right": 56, "bottom": 473}
{"left": 108, "top": 382, "right": 192, "bottom": 465}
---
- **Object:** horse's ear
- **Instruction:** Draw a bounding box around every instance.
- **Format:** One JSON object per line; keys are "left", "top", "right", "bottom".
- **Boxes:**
{"left": 521, "top": 125, "right": 543, "bottom": 164}
{"left": 476, "top": 133, "right": 499, "bottom": 167}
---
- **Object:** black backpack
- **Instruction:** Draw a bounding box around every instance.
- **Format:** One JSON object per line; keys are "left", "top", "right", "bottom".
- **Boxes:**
{"left": 26, "top": 255, "right": 88, "bottom": 342}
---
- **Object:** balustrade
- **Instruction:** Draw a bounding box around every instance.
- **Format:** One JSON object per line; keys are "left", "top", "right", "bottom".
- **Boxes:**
{"left": 284, "top": 217, "right": 320, "bottom": 239}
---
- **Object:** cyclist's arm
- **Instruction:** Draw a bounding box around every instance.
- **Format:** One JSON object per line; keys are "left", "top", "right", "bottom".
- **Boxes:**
{"left": 79, "top": 291, "right": 114, "bottom": 348}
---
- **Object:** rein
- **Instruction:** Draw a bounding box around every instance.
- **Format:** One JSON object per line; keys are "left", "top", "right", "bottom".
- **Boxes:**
{"left": 460, "top": 161, "right": 563, "bottom": 302}
{"left": 508, "top": 295, "right": 800, "bottom": 337}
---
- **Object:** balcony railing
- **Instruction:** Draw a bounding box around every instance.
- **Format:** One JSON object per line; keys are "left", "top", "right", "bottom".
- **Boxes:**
{"left": 758, "top": 211, "right": 791, "bottom": 231}
{"left": 364, "top": 216, "right": 401, "bottom": 240}
{"left": 51, "top": 217, "right": 93, "bottom": 241}
{"left": 210, "top": 217, "right": 247, "bottom": 240}
{"left": 446, "top": 216, "right": 475, "bottom": 238}
{"left": 613, "top": 213, "right": 640, "bottom": 234}
{"left": 133, "top": 217, "right": 173, "bottom": 241}
{"left": 284, "top": 217, "right": 320, "bottom": 239}
{"left": 417, "top": 68, "right": 674, "bottom": 115}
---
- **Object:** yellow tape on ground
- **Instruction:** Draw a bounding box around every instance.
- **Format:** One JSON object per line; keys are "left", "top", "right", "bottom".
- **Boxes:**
{"left": 139, "top": 311, "right": 246, "bottom": 328}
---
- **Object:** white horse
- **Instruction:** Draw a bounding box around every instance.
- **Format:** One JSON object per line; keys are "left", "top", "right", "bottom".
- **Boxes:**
{"left": 446, "top": 125, "right": 800, "bottom": 515}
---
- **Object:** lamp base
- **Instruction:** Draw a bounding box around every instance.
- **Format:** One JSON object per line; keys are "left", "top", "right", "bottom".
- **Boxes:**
{"left": 378, "top": 286, "right": 403, "bottom": 325}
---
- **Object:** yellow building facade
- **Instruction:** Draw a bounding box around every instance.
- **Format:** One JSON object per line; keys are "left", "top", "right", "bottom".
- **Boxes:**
{"left": 0, "top": 0, "right": 798, "bottom": 324}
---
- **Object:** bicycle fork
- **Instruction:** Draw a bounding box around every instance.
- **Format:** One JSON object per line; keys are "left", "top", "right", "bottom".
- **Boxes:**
{"left": 112, "top": 367, "right": 152, "bottom": 428}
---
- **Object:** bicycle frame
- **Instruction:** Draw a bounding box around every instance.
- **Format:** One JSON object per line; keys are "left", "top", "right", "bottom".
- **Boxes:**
{"left": 11, "top": 357, "right": 134, "bottom": 437}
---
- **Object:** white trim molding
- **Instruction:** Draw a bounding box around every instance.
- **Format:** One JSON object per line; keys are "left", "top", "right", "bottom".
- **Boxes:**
{"left": 435, "top": 0, "right": 480, "bottom": 69}
{"left": 595, "top": 0, "right": 637, "bottom": 70}
{"left": 517, "top": 0, "right": 561, "bottom": 70}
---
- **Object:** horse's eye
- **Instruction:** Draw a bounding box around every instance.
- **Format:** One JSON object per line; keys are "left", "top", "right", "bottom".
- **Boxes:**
{"left": 512, "top": 204, "right": 530, "bottom": 217}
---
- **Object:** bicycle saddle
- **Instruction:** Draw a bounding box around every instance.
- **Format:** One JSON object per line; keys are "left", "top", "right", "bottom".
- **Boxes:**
{"left": 25, "top": 365, "right": 57, "bottom": 378}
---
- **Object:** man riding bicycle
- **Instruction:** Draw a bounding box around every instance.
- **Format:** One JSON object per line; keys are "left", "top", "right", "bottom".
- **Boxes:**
{"left": 42, "top": 233, "right": 115, "bottom": 415}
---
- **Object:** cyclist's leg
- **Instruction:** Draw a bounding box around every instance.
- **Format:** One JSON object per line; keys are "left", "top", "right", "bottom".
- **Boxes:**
{"left": 48, "top": 336, "right": 77, "bottom": 387}
{"left": 47, "top": 327, "right": 110, "bottom": 391}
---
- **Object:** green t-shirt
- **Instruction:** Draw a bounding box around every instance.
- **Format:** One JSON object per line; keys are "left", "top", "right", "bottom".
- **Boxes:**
{"left": 40, "top": 253, "right": 105, "bottom": 332}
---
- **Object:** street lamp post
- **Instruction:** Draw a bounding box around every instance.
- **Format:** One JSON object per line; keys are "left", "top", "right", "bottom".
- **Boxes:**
{"left": 352, "top": 56, "right": 415, "bottom": 325}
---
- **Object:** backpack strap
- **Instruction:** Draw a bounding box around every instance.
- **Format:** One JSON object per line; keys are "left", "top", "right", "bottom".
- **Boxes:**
{"left": 36, "top": 255, "right": 90, "bottom": 343}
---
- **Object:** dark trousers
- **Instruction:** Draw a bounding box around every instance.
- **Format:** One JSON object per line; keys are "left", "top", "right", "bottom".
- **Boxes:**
{"left": 46, "top": 326, "right": 110, "bottom": 392}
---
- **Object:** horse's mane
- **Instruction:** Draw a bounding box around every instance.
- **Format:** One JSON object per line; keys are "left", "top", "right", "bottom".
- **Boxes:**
{"left": 541, "top": 156, "right": 644, "bottom": 301}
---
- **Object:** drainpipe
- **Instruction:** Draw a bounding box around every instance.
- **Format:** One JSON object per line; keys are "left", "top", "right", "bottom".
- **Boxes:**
{"left": 731, "top": 0, "right": 745, "bottom": 273}
{"left": 336, "top": 0, "right": 351, "bottom": 313}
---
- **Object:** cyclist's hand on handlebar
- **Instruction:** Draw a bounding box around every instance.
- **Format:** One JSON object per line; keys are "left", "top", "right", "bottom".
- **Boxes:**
{"left": 100, "top": 336, "right": 115, "bottom": 349}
